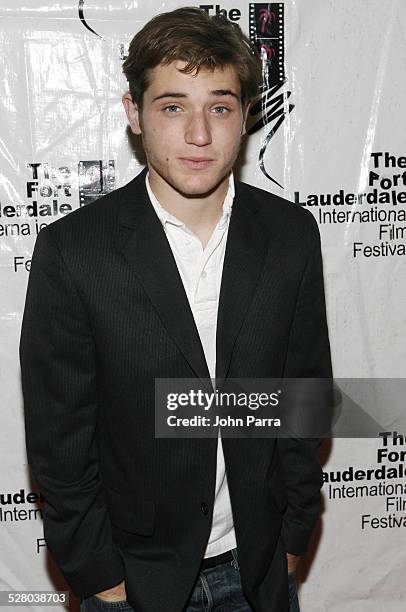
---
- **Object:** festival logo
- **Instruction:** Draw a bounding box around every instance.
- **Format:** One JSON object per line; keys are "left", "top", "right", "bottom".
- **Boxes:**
{"left": 249, "top": 3, "right": 285, "bottom": 88}
{"left": 78, "top": 160, "right": 116, "bottom": 206}
{"left": 248, "top": 3, "right": 294, "bottom": 188}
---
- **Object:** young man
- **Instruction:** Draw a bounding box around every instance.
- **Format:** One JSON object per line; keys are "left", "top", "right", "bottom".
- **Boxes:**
{"left": 20, "top": 7, "right": 332, "bottom": 612}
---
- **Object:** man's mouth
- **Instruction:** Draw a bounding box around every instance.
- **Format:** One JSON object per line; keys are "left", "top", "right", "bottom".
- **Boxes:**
{"left": 179, "top": 158, "right": 214, "bottom": 169}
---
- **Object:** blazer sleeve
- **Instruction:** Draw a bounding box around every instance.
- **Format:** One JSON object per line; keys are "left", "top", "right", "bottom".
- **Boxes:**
{"left": 19, "top": 226, "right": 125, "bottom": 597}
{"left": 278, "top": 211, "right": 332, "bottom": 556}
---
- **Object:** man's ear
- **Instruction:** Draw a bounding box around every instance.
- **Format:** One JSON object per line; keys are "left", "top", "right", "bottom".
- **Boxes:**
{"left": 122, "top": 92, "right": 142, "bottom": 135}
{"left": 241, "top": 102, "right": 251, "bottom": 136}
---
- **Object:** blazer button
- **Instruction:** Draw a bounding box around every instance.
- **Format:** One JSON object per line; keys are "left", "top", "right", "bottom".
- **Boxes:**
{"left": 201, "top": 502, "right": 209, "bottom": 515}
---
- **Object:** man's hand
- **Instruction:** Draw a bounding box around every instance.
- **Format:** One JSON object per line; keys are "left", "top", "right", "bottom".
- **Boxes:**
{"left": 94, "top": 580, "right": 126, "bottom": 602}
{"left": 286, "top": 552, "right": 300, "bottom": 574}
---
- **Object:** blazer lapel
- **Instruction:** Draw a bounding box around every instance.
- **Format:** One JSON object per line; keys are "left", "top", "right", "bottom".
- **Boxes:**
{"left": 117, "top": 168, "right": 211, "bottom": 382}
{"left": 216, "top": 180, "right": 271, "bottom": 386}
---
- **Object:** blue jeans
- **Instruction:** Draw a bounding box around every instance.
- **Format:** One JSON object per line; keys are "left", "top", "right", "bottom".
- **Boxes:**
{"left": 80, "top": 548, "right": 300, "bottom": 611}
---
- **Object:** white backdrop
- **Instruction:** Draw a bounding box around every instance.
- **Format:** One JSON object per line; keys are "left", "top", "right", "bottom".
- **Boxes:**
{"left": 0, "top": 1, "right": 405, "bottom": 610}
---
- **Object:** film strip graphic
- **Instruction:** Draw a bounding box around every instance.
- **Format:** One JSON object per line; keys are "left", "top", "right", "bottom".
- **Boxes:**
{"left": 78, "top": 160, "right": 115, "bottom": 206}
{"left": 249, "top": 3, "right": 285, "bottom": 90}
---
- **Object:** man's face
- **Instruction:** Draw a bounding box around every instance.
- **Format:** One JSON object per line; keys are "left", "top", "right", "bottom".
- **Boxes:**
{"left": 123, "top": 60, "right": 249, "bottom": 197}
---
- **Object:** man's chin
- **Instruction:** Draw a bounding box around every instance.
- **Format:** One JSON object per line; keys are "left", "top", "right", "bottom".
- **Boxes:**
{"left": 168, "top": 175, "right": 227, "bottom": 199}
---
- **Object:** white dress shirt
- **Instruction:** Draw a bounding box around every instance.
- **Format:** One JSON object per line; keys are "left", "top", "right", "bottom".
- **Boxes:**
{"left": 145, "top": 172, "right": 237, "bottom": 558}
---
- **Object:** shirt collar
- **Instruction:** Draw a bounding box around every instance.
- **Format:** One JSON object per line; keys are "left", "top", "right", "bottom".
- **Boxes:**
{"left": 145, "top": 170, "right": 235, "bottom": 230}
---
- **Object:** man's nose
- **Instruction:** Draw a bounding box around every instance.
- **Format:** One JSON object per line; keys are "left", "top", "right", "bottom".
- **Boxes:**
{"left": 184, "top": 112, "right": 212, "bottom": 146}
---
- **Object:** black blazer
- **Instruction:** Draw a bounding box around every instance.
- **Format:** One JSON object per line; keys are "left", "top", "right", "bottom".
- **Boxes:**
{"left": 20, "top": 167, "right": 332, "bottom": 612}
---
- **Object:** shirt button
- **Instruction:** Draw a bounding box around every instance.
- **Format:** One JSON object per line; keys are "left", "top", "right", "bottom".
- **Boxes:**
{"left": 201, "top": 270, "right": 207, "bottom": 278}
{"left": 201, "top": 502, "right": 209, "bottom": 515}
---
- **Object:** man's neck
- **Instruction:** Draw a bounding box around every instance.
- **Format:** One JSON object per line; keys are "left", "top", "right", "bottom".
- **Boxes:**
{"left": 148, "top": 169, "right": 230, "bottom": 248}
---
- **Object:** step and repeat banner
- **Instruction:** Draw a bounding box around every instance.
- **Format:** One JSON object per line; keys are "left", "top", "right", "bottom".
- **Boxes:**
{"left": 0, "top": 1, "right": 405, "bottom": 610}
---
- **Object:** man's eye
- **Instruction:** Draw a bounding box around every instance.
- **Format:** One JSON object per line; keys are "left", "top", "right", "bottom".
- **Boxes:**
{"left": 163, "top": 105, "right": 181, "bottom": 113}
{"left": 212, "top": 106, "right": 230, "bottom": 114}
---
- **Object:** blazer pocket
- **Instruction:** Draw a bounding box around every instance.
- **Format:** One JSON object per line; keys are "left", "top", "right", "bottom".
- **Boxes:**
{"left": 268, "top": 467, "right": 288, "bottom": 513}
{"left": 106, "top": 487, "right": 155, "bottom": 536}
